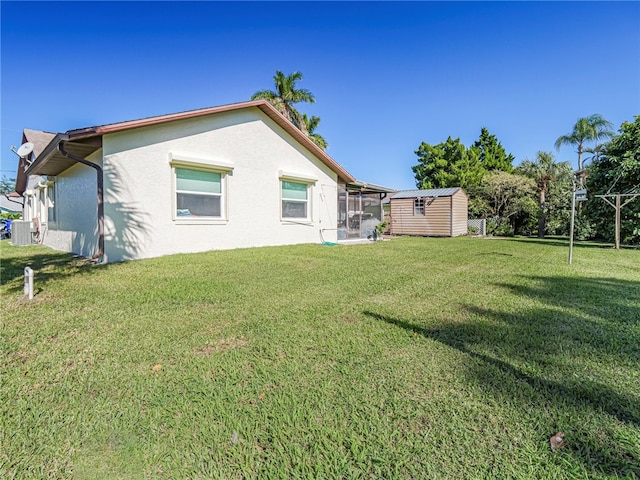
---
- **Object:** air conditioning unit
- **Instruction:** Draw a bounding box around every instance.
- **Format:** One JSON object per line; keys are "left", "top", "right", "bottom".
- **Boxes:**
{"left": 11, "top": 221, "right": 33, "bottom": 246}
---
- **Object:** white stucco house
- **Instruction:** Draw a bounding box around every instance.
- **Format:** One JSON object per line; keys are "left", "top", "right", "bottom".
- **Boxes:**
{"left": 11, "top": 100, "right": 395, "bottom": 262}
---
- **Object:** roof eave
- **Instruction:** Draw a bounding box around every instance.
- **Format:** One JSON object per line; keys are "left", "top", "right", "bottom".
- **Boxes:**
{"left": 348, "top": 180, "right": 397, "bottom": 193}
{"left": 14, "top": 133, "right": 69, "bottom": 195}
{"left": 14, "top": 100, "right": 357, "bottom": 191}
{"left": 65, "top": 100, "right": 356, "bottom": 183}
{"left": 24, "top": 133, "right": 69, "bottom": 176}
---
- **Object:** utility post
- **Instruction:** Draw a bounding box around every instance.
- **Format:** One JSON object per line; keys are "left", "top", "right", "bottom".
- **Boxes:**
{"left": 595, "top": 193, "right": 640, "bottom": 250}
{"left": 568, "top": 176, "right": 588, "bottom": 265}
{"left": 568, "top": 177, "right": 576, "bottom": 265}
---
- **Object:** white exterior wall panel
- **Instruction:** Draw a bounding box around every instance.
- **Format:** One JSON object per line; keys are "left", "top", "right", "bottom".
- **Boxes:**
{"left": 100, "top": 107, "right": 338, "bottom": 262}
{"left": 45, "top": 156, "right": 100, "bottom": 258}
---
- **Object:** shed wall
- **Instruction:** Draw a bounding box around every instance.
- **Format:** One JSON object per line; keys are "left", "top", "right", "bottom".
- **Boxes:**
{"left": 451, "top": 190, "right": 469, "bottom": 236}
{"left": 390, "top": 196, "right": 452, "bottom": 236}
{"left": 390, "top": 190, "right": 469, "bottom": 237}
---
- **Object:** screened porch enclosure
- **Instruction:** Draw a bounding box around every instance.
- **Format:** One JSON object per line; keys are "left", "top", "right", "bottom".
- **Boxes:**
{"left": 337, "top": 182, "right": 394, "bottom": 240}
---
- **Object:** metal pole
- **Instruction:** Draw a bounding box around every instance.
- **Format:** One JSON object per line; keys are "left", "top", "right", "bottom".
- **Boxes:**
{"left": 24, "top": 266, "right": 34, "bottom": 300}
{"left": 568, "top": 178, "right": 576, "bottom": 265}
{"left": 615, "top": 194, "right": 621, "bottom": 250}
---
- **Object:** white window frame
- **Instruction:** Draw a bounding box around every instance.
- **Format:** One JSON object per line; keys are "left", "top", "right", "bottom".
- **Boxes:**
{"left": 38, "top": 186, "right": 46, "bottom": 223}
{"left": 169, "top": 153, "right": 234, "bottom": 224}
{"left": 279, "top": 171, "right": 317, "bottom": 223}
{"left": 24, "top": 190, "right": 35, "bottom": 221}
{"left": 414, "top": 198, "right": 425, "bottom": 216}
{"left": 45, "top": 178, "right": 56, "bottom": 224}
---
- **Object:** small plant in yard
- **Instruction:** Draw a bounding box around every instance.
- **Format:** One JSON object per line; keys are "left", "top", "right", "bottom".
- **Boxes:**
{"left": 1, "top": 237, "right": 639, "bottom": 478}
{"left": 372, "top": 221, "right": 388, "bottom": 240}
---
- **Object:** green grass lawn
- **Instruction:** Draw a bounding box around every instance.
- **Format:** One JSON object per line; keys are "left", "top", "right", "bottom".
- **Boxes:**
{"left": 1, "top": 236, "right": 639, "bottom": 479}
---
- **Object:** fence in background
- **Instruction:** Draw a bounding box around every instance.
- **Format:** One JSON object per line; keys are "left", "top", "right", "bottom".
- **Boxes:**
{"left": 467, "top": 218, "right": 486, "bottom": 236}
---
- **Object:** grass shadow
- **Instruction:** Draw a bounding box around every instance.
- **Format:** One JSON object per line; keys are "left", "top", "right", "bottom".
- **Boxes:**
{"left": 495, "top": 275, "right": 640, "bottom": 325}
{"left": 504, "top": 236, "right": 638, "bottom": 250}
{"left": 364, "top": 307, "right": 640, "bottom": 477}
{"left": 0, "top": 245, "right": 104, "bottom": 293}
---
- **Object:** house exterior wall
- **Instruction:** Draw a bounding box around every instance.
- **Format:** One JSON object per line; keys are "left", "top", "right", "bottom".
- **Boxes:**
{"left": 44, "top": 157, "right": 100, "bottom": 258}
{"left": 97, "top": 107, "right": 338, "bottom": 262}
{"left": 389, "top": 190, "right": 468, "bottom": 237}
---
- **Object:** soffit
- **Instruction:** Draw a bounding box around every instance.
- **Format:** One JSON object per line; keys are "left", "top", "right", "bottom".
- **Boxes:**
{"left": 29, "top": 137, "right": 102, "bottom": 176}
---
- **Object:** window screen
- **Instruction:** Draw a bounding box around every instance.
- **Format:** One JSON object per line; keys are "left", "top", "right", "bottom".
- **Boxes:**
{"left": 282, "top": 181, "right": 309, "bottom": 219}
{"left": 176, "top": 168, "right": 222, "bottom": 217}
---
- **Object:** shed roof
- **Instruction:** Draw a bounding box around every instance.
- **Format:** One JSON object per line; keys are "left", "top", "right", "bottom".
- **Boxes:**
{"left": 391, "top": 188, "right": 462, "bottom": 199}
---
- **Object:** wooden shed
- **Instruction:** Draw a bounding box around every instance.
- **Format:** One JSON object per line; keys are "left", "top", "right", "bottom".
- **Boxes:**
{"left": 389, "top": 188, "right": 468, "bottom": 237}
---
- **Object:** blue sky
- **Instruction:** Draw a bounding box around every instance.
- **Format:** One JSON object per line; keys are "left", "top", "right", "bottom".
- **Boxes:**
{"left": 1, "top": 1, "right": 638, "bottom": 190}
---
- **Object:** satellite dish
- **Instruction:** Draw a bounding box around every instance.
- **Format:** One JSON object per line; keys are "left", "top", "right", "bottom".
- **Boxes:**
{"left": 16, "top": 142, "right": 34, "bottom": 158}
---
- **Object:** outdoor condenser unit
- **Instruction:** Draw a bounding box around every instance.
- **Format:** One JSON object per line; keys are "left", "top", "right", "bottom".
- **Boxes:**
{"left": 11, "top": 221, "right": 33, "bottom": 246}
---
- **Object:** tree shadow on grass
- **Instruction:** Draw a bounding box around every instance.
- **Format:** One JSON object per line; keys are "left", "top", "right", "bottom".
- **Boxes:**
{"left": 496, "top": 275, "right": 640, "bottom": 326}
{"left": 0, "top": 247, "right": 105, "bottom": 294}
{"left": 504, "top": 236, "right": 638, "bottom": 250}
{"left": 365, "top": 311, "right": 639, "bottom": 426}
{"left": 364, "top": 291, "right": 640, "bottom": 477}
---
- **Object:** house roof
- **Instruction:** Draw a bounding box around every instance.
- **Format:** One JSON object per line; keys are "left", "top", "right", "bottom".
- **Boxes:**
{"left": 13, "top": 129, "right": 57, "bottom": 195}
{"left": 391, "top": 188, "right": 462, "bottom": 199}
{"left": 23, "top": 129, "right": 57, "bottom": 157}
{"left": 14, "top": 100, "right": 357, "bottom": 195}
{"left": 0, "top": 195, "right": 22, "bottom": 213}
{"left": 347, "top": 180, "right": 397, "bottom": 194}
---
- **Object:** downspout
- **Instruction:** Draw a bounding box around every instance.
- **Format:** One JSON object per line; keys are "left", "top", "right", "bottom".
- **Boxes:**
{"left": 57, "top": 142, "right": 104, "bottom": 261}
{"left": 380, "top": 192, "right": 388, "bottom": 225}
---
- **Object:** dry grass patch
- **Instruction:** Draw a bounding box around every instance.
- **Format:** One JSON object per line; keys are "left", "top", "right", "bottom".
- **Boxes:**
{"left": 195, "top": 336, "right": 249, "bottom": 356}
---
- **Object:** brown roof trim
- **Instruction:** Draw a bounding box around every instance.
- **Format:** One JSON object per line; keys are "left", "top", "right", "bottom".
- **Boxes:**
{"left": 66, "top": 100, "right": 355, "bottom": 183}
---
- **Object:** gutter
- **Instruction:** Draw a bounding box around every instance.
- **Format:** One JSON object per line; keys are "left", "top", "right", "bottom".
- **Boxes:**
{"left": 4, "top": 193, "right": 24, "bottom": 208}
{"left": 57, "top": 141, "right": 105, "bottom": 261}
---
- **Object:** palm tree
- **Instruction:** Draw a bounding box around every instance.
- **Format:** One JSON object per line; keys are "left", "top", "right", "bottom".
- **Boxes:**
{"left": 251, "top": 70, "right": 315, "bottom": 134}
{"left": 302, "top": 114, "right": 328, "bottom": 150}
{"left": 554, "top": 114, "right": 614, "bottom": 172}
{"left": 517, "top": 151, "right": 572, "bottom": 238}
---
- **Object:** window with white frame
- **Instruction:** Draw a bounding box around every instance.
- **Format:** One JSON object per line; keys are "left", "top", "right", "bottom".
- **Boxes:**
{"left": 414, "top": 198, "right": 425, "bottom": 216}
{"left": 38, "top": 188, "right": 46, "bottom": 222}
{"left": 175, "top": 167, "right": 224, "bottom": 218}
{"left": 47, "top": 183, "right": 56, "bottom": 222}
{"left": 281, "top": 180, "right": 310, "bottom": 220}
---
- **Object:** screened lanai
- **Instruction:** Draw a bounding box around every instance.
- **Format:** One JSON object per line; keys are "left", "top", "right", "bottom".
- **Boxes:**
{"left": 337, "top": 181, "right": 396, "bottom": 240}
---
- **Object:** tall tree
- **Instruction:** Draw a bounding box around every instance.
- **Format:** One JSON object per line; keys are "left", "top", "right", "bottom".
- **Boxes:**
{"left": 473, "top": 171, "right": 537, "bottom": 235}
{"left": 554, "top": 114, "right": 614, "bottom": 172}
{"left": 471, "top": 127, "right": 514, "bottom": 172}
{"left": 586, "top": 116, "right": 640, "bottom": 245}
{"left": 412, "top": 137, "right": 484, "bottom": 189}
{"left": 0, "top": 175, "right": 16, "bottom": 194}
{"left": 516, "top": 151, "right": 573, "bottom": 238}
{"left": 302, "top": 114, "right": 328, "bottom": 150}
{"left": 251, "top": 70, "right": 315, "bottom": 134}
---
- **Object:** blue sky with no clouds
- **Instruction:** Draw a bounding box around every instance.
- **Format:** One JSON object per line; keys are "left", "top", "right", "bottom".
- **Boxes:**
{"left": 1, "top": 1, "right": 638, "bottom": 190}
